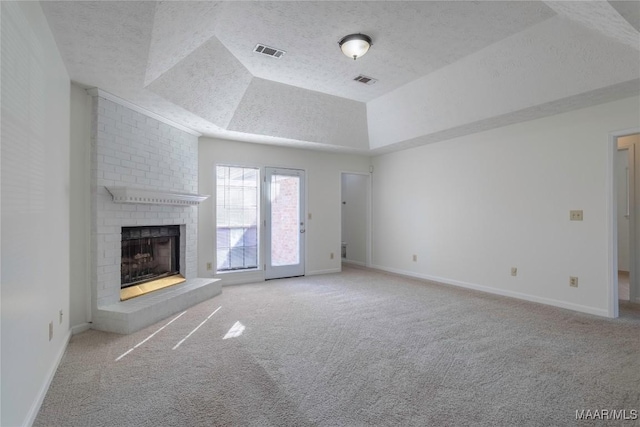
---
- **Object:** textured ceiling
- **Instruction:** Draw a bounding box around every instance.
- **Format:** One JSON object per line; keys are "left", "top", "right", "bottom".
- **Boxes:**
{"left": 41, "top": 1, "right": 640, "bottom": 153}
{"left": 609, "top": 1, "right": 640, "bottom": 31}
{"left": 211, "top": 1, "right": 554, "bottom": 102}
{"left": 545, "top": 0, "right": 639, "bottom": 49}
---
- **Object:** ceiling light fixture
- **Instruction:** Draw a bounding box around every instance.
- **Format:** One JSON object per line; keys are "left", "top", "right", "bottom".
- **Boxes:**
{"left": 338, "top": 33, "right": 372, "bottom": 60}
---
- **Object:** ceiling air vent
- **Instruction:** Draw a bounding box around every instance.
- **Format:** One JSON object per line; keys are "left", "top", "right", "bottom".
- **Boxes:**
{"left": 353, "top": 75, "right": 377, "bottom": 85}
{"left": 254, "top": 44, "right": 286, "bottom": 59}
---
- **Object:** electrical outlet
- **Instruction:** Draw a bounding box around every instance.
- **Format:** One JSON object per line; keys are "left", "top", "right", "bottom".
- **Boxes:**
{"left": 49, "top": 322, "right": 53, "bottom": 341}
{"left": 570, "top": 210, "right": 583, "bottom": 221}
{"left": 412, "top": 254, "right": 417, "bottom": 262}
{"left": 330, "top": 252, "right": 334, "bottom": 260}
{"left": 206, "top": 262, "right": 212, "bottom": 271}
{"left": 511, "top": 267, "right": 517, "bottom": 277}
{"left": 59, "top": 310, "right": 63, "bottom": 324}
{"left": 570, "top": 276, "right": 579, "bottom": 287}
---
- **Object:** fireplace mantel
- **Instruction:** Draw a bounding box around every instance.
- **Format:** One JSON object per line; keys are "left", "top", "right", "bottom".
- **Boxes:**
{"left": 106, "top": 186, "right": 209, "bottom": 206}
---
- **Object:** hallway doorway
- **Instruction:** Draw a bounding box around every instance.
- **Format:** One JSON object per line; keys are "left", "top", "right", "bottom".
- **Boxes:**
{"left": 340, "top": 172, "right": 371, "bottom": 267}
{"left": 613, "top": 132, "right": 640, "bottom": 314}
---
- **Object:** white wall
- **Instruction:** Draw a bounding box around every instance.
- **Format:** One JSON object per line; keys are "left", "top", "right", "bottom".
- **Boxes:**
{"left": 1, "top": 2, "right": 71, "bottom": 426}
{"left": 341, "top": 173, "right": 368, "bottom": 265}
{"left": 371, "top": 97, "right": 640, "bottom": 317}
{"left": 616, "top": 149, "right": 630, "bottom": 272}
{"left": 69, "top": 84, "right": 92, "bottom": 330}
{"left": 198, "top": 138, "right": 370, "bottom": 282}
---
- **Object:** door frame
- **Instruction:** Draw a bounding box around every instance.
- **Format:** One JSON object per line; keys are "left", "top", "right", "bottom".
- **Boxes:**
{"left": 264, "top": 167, "right": 306, "bottom": 279}
{"left": 340, "top": 170, "right": 372, "bottom": 269}
{"left": 608, "top": 127, "right": 640, "bottom": 317}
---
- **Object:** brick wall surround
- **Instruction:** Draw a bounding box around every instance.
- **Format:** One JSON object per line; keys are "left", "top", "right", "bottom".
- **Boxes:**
{"left": 90, "top": 95, "right": 199, "bottom": 312}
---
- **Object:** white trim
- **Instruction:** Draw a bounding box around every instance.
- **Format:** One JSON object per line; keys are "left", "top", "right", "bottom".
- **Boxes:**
{"left": 85, "top": 88, "right": 201, "bottom": 137}
{"left": 340, "top": 171, "right": 373, "bottom": 268}
{"left": 307, "top": 268, "right": 341, "bottom": 276}
{"left": 71, "top": 323, "right": 91, "bottom": 335}
{"left": 370, "top": 264, "right": 610, "bottom": 318}
{"left": 24, "top": 330, "right": 71, "bottom": 427}
{"left": 611, "top": 127, "right": 640, "bottom": 140}
{"left": 367, "top": 168, "right": 373, "bottom": 268}
{"left": 607, "top": 132, "right": 618, "bottom": 318}
{"left": 608, "top": 127, "right": 640, "bottom": 318}
{"left": 105, "top": 187, "right": 209, "bottom": 206}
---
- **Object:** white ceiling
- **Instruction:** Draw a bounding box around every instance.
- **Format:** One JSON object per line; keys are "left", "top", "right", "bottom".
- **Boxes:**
{"left": 41, "top": 1, "right": 640, "bottom": 154}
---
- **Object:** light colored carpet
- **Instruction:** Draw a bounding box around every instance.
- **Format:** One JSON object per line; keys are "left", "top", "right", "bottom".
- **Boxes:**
{"left": 35, "top": 266, "right": 640, "bottom": 426}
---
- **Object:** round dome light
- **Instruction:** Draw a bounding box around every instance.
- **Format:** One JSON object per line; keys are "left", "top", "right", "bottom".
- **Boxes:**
{"left": 338, "top": 33, "right": 372, "bottom": 60}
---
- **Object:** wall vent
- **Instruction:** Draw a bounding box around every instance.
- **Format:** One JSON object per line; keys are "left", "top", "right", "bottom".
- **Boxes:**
{"left": 254, "top": 44, "right": 286, "bottom": 59}
{"left": 353, "top": 75, "right": 377, "bottom": 85}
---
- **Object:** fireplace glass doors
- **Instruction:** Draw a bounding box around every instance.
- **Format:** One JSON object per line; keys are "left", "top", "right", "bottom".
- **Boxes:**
{"left": 121, "top": 226, "right": 180, "bottom": 288}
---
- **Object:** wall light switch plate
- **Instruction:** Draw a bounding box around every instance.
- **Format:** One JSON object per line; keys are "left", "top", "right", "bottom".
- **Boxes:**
{"left": 570, "top": 210, "right": 583, "bottom": 221}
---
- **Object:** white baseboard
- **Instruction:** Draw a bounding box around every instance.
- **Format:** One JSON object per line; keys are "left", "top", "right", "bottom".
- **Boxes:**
{"left": 24, "top": 330, "right": 71, "bottom": 427}
{"left": 216, "top": 268, "right": 342, "bottom": 283}
{"left": 71, "top": 322, "right": 91, "bottom": 335}
{"left": 307, "top": 268, "right": 341, "bottom": 276}
{"left": 370, "top": 264, "right": 609, "bottom": 318}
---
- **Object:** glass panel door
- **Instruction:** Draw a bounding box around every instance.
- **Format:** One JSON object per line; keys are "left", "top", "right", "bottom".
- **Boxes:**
{"left": 265, "top": 168, "right": 305, "bottom": 279}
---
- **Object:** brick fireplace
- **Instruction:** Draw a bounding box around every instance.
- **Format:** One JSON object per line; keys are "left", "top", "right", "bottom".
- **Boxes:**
{"left": 89, "top": 89, "right": 220, "bottom": 334}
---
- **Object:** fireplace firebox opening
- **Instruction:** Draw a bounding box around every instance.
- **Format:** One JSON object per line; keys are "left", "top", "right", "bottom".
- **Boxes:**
{"left": 120, "top": 226, "right": 183, "bottom": 300}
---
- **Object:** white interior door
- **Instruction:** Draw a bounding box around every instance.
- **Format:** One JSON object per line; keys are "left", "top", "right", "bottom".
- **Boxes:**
{"left": 264, "top": 168, "right": 305, "bottom": 279}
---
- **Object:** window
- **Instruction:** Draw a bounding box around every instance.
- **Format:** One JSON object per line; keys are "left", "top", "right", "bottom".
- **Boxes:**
{"left": 216, "top": 166, "right": 259, "bottom": 272}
